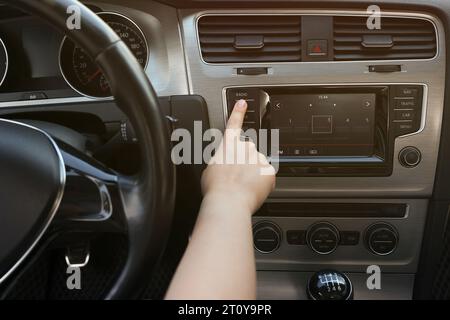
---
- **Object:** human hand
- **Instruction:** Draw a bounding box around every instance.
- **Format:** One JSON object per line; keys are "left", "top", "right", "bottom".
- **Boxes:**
{"left": 201, "top": 99, "right": 276, "bottom": 215}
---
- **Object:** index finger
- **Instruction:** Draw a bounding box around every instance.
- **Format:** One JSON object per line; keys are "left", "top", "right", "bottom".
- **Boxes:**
{"left": 226, "top": 99, "right": 248, "bottom": 131}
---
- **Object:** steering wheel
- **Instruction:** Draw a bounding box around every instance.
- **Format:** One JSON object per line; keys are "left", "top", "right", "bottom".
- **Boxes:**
{"left": 0, "top": 0, "right": 175, "bottom": 299}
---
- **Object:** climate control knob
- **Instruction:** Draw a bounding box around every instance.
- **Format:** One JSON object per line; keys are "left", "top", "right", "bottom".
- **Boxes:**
{"left": 365, "top": 223, "right": 399, "bottom": 256}
{"left": 307, "top": 222, "right": 340, "bottom": 255}
{"left": 253, "top": 221, "right": 282, "bottom": 254}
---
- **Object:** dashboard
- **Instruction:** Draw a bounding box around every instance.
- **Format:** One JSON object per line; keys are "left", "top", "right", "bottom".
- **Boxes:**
{"left": 0, "top": 0, "right": 449, "bottom": 300}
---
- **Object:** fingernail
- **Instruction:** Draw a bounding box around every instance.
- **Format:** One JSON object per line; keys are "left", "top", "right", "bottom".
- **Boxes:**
{"left": 236, "top": 99, "right": 247, "bottom": 110}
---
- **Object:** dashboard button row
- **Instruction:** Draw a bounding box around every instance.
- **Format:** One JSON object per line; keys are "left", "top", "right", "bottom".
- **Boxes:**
{"left": 286, "top": 223, "right": 361, "bottom": 252}
{"left": 391, "top": 85, "right": 423, "bottom": 137}
{"left": 256, "top": 220, "right": 398, "bottom": 256}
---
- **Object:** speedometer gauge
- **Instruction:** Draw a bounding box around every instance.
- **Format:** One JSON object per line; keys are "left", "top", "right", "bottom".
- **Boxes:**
{"left": 59, "top": 12, "right": 148, "bottom": 98}
{"left": 0, "top": 38, "right": 8, "bottom": 87}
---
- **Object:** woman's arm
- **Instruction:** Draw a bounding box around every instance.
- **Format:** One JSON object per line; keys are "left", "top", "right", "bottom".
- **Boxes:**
{"left": 165, "top": 99, "right": 276, "bottom": 300}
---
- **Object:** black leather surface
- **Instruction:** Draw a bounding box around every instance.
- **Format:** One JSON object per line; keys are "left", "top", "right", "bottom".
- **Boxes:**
{"left": 2, "top": 0, "right": 176, "bottom": 299}
{"left": 0, "top": 120, "right": 62, "bottom": 282}
{"left": 17, "top": 120, "right": 88, "bottom": 153}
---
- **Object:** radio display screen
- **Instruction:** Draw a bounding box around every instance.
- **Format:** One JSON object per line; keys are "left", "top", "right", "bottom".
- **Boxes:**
{"left": 270, "top": 93, "right": 377, "bottom": 157}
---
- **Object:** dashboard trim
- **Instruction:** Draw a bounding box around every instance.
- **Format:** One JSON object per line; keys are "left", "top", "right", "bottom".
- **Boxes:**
{"left": 0, "top": 96, "right": 111, "bottom": 108}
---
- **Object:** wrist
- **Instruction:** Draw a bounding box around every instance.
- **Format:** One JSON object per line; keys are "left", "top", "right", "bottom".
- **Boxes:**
{"left": 201, "top": 190, "right": 255, "bottom": 219}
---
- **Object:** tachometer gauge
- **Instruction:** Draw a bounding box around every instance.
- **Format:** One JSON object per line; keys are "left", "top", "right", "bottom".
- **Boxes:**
{"left": 59, "top": 12, "right": 148, "bottom": 98}
{"left": 0, "top": 38, "right": 8, "bottom": 87}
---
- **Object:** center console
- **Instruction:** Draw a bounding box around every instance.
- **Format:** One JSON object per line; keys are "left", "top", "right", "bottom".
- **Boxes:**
{"left": 180, "top": 8, "right": 446, "bottom": 299}
{"left": 223, "top": 84, "right": 431, "bottom": 299}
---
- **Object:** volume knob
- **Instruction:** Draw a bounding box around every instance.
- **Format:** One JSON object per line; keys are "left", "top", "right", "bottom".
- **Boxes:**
{"left": 399, "top": 147, "right": 421, "bottom": 168}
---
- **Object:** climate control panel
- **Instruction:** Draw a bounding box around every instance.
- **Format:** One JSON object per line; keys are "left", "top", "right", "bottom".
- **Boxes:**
{"left": 253, "top": 220, "right": 399, "bottom": 256}
{"left": 252, "top": 200, "right": 425, "bottom": 275}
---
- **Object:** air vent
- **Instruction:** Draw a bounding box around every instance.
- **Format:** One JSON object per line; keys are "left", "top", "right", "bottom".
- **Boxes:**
{"left": 334, "top": 16, "right": 437, "bottom": 61}
{"left": 198, "top": 15, "right": 301, "bottom": 63}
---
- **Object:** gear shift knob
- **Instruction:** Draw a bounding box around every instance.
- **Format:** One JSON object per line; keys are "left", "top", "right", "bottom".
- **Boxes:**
{"left": 307, "top": 270, "right": 353, "bottom": 300}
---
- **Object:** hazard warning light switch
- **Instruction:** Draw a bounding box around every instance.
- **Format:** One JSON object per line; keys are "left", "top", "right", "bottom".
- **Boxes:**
{"left": 307, "top": 39, "right": 328, "bottom": 57}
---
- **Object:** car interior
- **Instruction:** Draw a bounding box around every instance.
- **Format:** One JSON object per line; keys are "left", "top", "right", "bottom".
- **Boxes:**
{"left": 1, "top": 0, "right": 450, "bottom": 300}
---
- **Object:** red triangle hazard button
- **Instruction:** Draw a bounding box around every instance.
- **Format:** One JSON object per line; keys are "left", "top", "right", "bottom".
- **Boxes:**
{"left": 308, "top": 40, "right": 328, "bottom": 57}
{"left": 312, "top": 44, "right": 323, "bottom": 53}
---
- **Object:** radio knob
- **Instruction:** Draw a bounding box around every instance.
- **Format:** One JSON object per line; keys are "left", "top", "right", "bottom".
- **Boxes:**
{"left": 399, "top": 147, "right": 421, "bottom": 168}
{"left": 253, "top": 222, "right": 281, "bottom": 254}
{"left": 307, "top": 222, "right": 340, "bottom": 255}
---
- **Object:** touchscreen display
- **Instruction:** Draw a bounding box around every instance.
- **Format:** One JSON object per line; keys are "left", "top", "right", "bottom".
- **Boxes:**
{"left": 270, "top": 93, "right": 376, "bottom": 157}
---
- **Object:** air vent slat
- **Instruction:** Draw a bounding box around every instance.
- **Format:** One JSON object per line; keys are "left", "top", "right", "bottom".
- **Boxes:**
{"left": 198, "top": 15, "right": 301, "bottom": 63}
{"left": 200, "top": 35, "right": 301, "bottom": 45}
{"left": 334, "top": 28, "right": 434, "bottom": 35}
{"left": 199, "top": 27, "right": 300, "bottom": 35}
{"left": 333, "top": 16, "right": 436, "bottom": 61}
{"left": 334, "top": 35, "right": 436, "bottom": 43}
{"left": 202, "top": 54, "right": 302, "bottom": 63}
{"left": 334, "top": 51, "right": 434, "bottom": 61}
{"left": 201, "top": 45, "right": 302, "bottom": 54}
{"left": 334, "top": 43, "right": 436, "bottom": 52}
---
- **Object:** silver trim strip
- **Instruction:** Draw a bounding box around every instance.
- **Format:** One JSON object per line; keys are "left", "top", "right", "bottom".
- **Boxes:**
{"left": 0, "top": 119, "right": 66, "bottom": 285}
{"left": 65, "top": 252, "right": 90, "bottom": 268}
{"left": 0, "top": 38, "right": 7, "bottom": 88}
{"left": 195, "top": 11, "right": 439, "bottom": 66}
{"left": 222, "top": 83, "right": 428, "bottom": 139}
{"left": 0, "top": 96, "right": 112, "bottom": 108}
{"left": 58, "top": 11, "right": 150, "bottom": 99}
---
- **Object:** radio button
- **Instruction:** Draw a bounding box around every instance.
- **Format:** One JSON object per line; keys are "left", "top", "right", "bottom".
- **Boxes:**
{"left": 394, "top": 110, "right": 415, "bottom": 121}
{"left": 226, "top": 88, "right": 260, "bottom": 115}
{"left": 395, "top": 86, "right": 420, "bottom": 98}
{"left": 278, "top": 145, "right": 291, "bottom": 156}
{"left": 287, "top": 230, "right": 307, "bottom": 245}
{"left": 393, "top": 98, "right": 417, "bottom": 109}
{"left": 244, "top": 110, "right": 257, "bottom": 122}
{"left": 393, "top": 121, "right": 416, "bottom": 136}
{"left": 292, "top": 147, "right": 303, "bottom": 156}
{"left": 340, "top": 231, "right": 360, "bottom": 246}
{"left": 242, "top": 121, "right": 258, "bottom": 131}
{"left": 306, "top": 147, "right": 322, "bottom": 156}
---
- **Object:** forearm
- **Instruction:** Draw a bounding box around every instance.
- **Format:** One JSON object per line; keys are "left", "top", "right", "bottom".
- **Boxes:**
{"left": 165, "top": 193, "right": 256, "bottom": 300}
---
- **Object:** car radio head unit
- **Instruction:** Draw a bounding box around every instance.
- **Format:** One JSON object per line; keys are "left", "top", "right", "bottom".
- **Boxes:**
{"left": 226, "top": 85, "right": 424, "bottom": 177}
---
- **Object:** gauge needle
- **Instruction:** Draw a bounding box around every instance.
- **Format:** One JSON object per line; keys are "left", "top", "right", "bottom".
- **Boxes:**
{"left": 87, "top": 69, "right": 102, "bottom": 83}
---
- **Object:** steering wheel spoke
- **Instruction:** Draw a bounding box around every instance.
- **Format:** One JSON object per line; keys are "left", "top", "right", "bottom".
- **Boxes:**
{"left": 49, "top": 143, "right": 128, "bottom": 236}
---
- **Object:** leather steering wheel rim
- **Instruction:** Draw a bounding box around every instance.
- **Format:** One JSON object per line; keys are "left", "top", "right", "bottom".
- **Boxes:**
{"left": 2, "top": 0, "right": 176, "bottom": 299}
